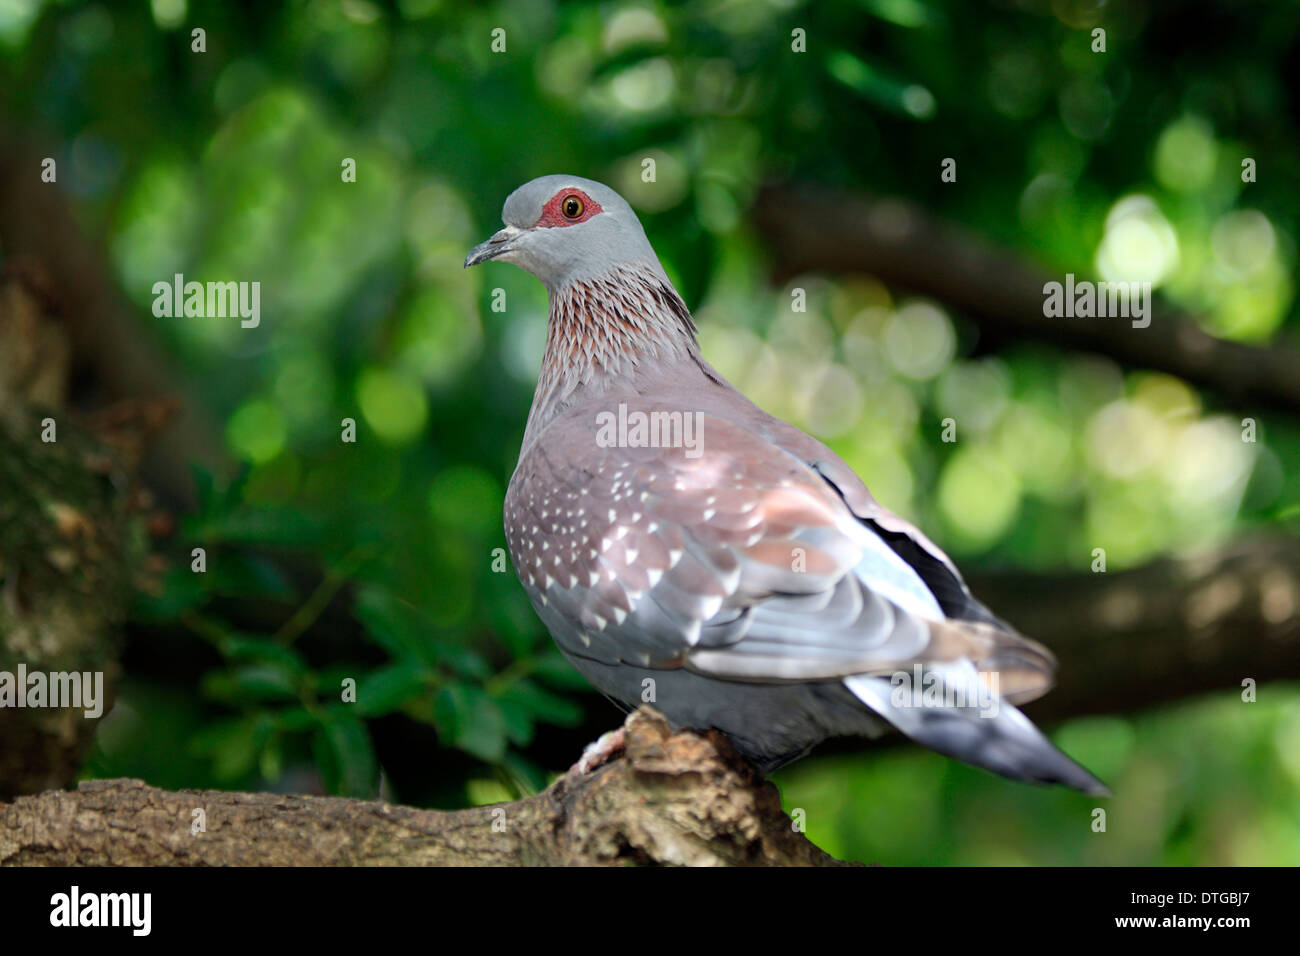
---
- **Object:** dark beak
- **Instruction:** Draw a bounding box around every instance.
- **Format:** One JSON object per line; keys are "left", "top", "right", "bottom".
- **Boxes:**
{"left": 464, "top": 225, "right": 523, "bottom": 267}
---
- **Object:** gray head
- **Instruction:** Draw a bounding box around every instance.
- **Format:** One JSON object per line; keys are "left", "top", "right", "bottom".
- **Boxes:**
{"left": 465, "top": 175, "right": 668, "bottom": 289}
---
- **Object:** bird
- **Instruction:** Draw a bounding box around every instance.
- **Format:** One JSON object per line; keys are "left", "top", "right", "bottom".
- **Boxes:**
{"left": 466, "top": 174, "right": 1108, "bottom": 795}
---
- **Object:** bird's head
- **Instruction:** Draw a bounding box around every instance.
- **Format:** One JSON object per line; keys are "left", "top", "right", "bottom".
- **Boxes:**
{"left": 465, "top": 175, "right": 665, "bottom": 289}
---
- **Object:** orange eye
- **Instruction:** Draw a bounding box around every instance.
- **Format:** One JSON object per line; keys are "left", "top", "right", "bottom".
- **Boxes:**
{"left": 561, "top": 195, "right": 584, "bottom": 219}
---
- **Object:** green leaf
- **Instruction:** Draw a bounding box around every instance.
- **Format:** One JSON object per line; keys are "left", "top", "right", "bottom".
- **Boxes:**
{"left": 313, "top": 714, "right": 378, "bottom": 798}
{"left": 219, "top": 633, "right": 308, "bottom": 675}
{"left": 208, "top": 553, "right": 297, "bottom": 601}
{"left": 432, "top": 643, "right": 492, "bottom": 681}
{"left": 202, "top": 664, "right": 300, "bottom": 703}
{"left": 273, "top": 706, "right": 319, "bottom": 732}
{"left": 433, "top": 684, "right": 508, "bottom": 763}
{"left": 483, "top": 574, "right": 541, "bottom": 658}
{"left": 504, "top": 678, "right": 585, "bottom": 727}
{"left": 353, "top": 586, "right": 433, "bottom": 662}
{"left": 354, "top": 664, "right": 429, "bottom": 716}
{"left": 259, "top": 733, "right": 283, "bottom": 782}
{"left": 190, "top": 715, "right": 271, "bottom": 783}
{"left": 496, "top": 695, "right": 535, "bottom": 748}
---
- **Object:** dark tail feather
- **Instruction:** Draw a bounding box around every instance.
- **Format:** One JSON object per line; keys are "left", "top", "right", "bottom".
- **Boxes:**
{"left": 844, "top": 671, "right": 1111, "bottom": 796}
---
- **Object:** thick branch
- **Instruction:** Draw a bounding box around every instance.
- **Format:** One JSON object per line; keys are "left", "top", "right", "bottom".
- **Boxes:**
{"left": 0, "top": 708, "right": 850, "bottom": 866}
{"left": 753, "top": 184, "right": 1300, "bottom": 413}
{"left": 0, "top": 128, "right": 224, "bottom": 502}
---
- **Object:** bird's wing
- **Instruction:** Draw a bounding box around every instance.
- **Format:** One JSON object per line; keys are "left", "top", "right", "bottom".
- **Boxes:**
{"left": 755, "top": 414, "right": 1012, "bottom": 628}
{"left": 507, "top": 406, "right": 1054, "bottom": 703}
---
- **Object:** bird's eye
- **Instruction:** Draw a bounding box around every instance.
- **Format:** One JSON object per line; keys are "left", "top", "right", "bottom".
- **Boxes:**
{"left": 561, "top": 195, "right": 584, "bottom": 219}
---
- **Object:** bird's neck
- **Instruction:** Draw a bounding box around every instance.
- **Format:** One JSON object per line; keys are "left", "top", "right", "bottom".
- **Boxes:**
{"left": 524, "top": 264, "right": 701, "bottom": 442}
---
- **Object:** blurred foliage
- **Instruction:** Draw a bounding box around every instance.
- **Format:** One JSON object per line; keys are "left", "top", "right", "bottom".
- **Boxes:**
{"left": 3, "top": 0, "right": 1298, "bottom": 862}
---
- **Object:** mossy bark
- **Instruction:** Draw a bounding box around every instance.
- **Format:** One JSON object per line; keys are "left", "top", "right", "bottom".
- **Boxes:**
{"left": 0, "top": 406, "right": 135, "bottom": 799}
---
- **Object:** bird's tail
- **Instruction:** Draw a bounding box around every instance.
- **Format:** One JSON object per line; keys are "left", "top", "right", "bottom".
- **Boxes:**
{"left": 843, "top": 666, "right": 1110, "bottom": 796}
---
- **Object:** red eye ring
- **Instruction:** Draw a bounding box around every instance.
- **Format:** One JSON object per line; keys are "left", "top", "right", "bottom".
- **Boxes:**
{"left": 536, "top": 188, "right": 602, "bottom": 227}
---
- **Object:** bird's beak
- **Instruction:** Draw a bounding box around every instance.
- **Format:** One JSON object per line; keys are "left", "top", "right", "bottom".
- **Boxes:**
{"left": 464, "top": 225, "right": 524, "bottom": 268}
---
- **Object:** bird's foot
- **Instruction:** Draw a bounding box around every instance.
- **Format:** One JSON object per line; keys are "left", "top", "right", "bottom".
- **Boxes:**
{"left": 570, "top": 727, "right": 627, "bottom": 775}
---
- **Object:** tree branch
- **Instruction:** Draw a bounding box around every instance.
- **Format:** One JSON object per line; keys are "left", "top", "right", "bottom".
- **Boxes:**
{"left": 968, "top": 535, "right": 1300, "bottom": 723}
{"left": 0, "top": 708, "right": 851, "bottom": 866}
{"left": 752, "top": 183, "right": 1300, "bottom": 414}
{"left": 0, "top": 127, "right": 224, "bottom": 503}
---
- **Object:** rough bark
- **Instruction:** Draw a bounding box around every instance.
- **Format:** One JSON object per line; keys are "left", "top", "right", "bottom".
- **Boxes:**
{"left": 1, "top": 708, "right": 850, "bottom": 866}
{"left": 0, "top": 404, "right": 129, "bottom": 799}
{"left": 1, "top": 268, "right": 123, "bottom": 799}
{"left": 0, "top": 265, "right": 170, "bottom": 799}
{"left": 753, "top": 183, "right": 1300, "bottom": 414}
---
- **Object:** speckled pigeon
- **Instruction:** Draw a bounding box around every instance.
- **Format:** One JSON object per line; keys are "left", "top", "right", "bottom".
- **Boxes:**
{"left": 466, "top": 175, "right": 1108, "bottom": 795}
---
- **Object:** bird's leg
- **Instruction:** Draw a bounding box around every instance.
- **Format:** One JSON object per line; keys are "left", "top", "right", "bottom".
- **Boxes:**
{"left": 570, "top": 726, "right": 627, "bottom": 775}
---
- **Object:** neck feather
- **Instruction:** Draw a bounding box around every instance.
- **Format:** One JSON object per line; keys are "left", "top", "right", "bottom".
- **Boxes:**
{"left": 524, "top": 264, "right": 699, "bottom": 441}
